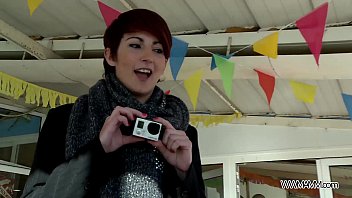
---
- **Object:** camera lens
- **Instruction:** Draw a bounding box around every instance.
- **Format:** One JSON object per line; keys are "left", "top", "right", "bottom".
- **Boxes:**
{"left": 147, "top": 123, "right": 161, "bottom": 135}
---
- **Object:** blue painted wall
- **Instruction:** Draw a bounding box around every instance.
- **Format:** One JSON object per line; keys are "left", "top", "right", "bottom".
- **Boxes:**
{"left": 0, "top": 116, "right": 41, "bottom": 137}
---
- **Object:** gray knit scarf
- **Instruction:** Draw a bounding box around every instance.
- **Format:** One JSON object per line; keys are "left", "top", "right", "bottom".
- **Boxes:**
{"left": 65, "top": 72, "right": 189, "bottom": 160}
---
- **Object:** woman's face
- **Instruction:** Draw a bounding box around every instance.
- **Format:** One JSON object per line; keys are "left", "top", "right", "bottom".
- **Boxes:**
{"left": 105, "top": 31, "right": 167, "bottom": 102}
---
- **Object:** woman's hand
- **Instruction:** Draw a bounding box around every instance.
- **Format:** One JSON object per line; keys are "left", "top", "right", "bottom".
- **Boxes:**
{"left": 99, "top": 106, "right": 146, "bottom": 153}
{"left": 148, "top": 117, "right": 192, "bottom": 172}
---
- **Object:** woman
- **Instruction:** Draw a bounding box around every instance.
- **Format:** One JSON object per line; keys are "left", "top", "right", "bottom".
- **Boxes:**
{"left": 21, "top": 9, "right": 205, "bottom": 198}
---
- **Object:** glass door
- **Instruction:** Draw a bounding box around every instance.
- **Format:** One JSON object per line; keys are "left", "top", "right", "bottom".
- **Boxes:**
{"left": 317, "top": 157, "right": 352, "bottom": 198}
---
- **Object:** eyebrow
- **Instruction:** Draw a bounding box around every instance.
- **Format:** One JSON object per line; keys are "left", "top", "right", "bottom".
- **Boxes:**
{"left": 126, "top": 36, "right": 161, "bottom": 45}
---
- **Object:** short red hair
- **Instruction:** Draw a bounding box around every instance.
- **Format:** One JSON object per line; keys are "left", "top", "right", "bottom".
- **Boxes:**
{"left": 103, "top": 9, "right": 172, "bottom": 74}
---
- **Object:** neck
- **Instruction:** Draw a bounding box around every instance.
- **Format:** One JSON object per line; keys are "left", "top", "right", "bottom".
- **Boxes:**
{"left": 134, "top": 92, "right": 153, "bottom": 104}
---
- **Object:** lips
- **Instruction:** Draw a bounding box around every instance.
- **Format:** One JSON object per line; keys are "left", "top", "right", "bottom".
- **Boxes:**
{"left": 134, "top": 68, "right": 152, "bottom": 81}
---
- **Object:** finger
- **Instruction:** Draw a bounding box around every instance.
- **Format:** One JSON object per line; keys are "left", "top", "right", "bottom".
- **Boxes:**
{"left": 109, "top": 106, "right": 123, "bottom": 121}
{"left": 103, "top": 114, "right": 127, "bottom": 130}
{"left": 110, "top": 106, "right": 145, "bottom": 122}
{"left": 113, "top": 106, "right": 139, "bottom": 121}
{"left": 166, "top": 135, "right": 190, "bottom": 152}
{"left": 153, "top": 117, "right": 175, "bottom": 130}
{"left": 162, "top": 129, "right": 185, "bottom": 146}
{"left": 170, "top": 139, "right": 192, "bottom": 152}
{"left": 117, "top": 115, "right": 129, "bottom": 127}
{"left": 116, "top": 108, "right": 135, "bottom": 121}
{"left": 123, "top": 107, "right": 146, "bottom": 118}
{"left": 162, "top": 128, "right": 172, "bottom": 146}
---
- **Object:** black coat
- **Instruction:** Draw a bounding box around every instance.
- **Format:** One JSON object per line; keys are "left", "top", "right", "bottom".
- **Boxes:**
{"left": 21, "top": 103, "right": 206, "bottom": 198}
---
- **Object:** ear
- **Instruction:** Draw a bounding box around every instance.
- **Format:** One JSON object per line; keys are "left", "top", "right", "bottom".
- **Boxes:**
{"left": 104, "top": 48, "right": 116, "bottom": 66}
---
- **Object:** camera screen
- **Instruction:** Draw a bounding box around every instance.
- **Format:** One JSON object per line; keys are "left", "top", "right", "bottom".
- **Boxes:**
{"left": 137, "top": 121, "right": 144, "bottom": 129}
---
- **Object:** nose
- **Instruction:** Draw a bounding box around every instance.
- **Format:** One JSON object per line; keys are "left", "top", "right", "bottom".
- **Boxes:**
{"left": 140, "top": 48, "right": 154, "bottom": 63}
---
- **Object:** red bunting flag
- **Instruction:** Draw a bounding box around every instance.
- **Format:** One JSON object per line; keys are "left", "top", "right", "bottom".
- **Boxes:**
{"left": 296, "top": 2, "right": 328, "bottom": 66}
{"left": 164, "top": 90, "right": 171, "bottom": 95}
{"left": 98, "top": 1, "right": 121, "bottom": 27}
{"left": 254, "top": 69, "right": 275, "bottom": 106}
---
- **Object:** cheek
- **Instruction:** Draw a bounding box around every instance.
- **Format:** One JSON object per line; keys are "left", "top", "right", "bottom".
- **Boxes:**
{"left": 155, "top": 58, "right": 167, "bottom": 73}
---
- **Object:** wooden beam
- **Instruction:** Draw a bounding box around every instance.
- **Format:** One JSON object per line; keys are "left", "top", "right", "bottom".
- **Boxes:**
{"left": 0, "top": 19, "right": 61, "bottom": 59}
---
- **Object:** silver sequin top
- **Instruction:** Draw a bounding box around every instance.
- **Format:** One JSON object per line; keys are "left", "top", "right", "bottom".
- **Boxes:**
{"left": 100, "top": 142, "right": 166, "bottom": 198}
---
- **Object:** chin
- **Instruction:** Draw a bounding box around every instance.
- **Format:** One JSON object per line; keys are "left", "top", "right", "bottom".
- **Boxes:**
{"left": 131, "top": 88, "right": 153, "bottom": 96}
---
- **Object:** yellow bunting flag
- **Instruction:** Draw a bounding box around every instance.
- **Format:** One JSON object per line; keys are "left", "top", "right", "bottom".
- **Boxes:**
{"left": 49, "top": 91, "right": 59, "bottom": 108}
{"left": 289, "top": 81, "right": 317, "bottom": 103}
{"left": 41, "top": 88, "right": 49, "bottom": 107}
{"left": 68, "top": 96, "right": 77, "bottom": 104}
{"left": 28, "top": 0, "right": 44, "bottom": 16}
{"left": 213, "top": 54, "right": 235, "bottom": 98}
{"left": 190, "top": 114, "right": 240, "bottom": 127}
{"left": 12, "top": 79, "right": 28, "bottom": 100}
{"left": 184, "top": 70, "right": 203, "bottom": 110}
{"left": 0, "top": 71, "right": 77, "bottom": 108}
{"left": 25, "top": 84, "right": 41, "bottom": 106}
{"left": 59, "top": 94, "right": 68, "bottom": 105}
{"left": 253, "top": 32, "right": 279, "bottom": 59}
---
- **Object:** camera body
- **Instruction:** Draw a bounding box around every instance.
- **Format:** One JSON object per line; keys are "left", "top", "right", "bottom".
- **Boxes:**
{"left": 120, "top": 117, "right": 165, "bottom": 141}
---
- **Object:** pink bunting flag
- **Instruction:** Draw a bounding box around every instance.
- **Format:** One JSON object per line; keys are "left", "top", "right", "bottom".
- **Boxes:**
{"left": 296, "top": 2, "right": 328, "bottom": 66}
{"left": 254, "top": 69, "right": 275, "bottom": 106}
{"left": 98, "top": 1, "right": 121, "bottom": 27}
{"left": 164, "top": 90, "right": 171, "bottom": 95}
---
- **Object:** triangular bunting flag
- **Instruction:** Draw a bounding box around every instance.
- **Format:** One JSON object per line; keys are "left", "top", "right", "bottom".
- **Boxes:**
{"left": 98, "top": 1, "right": 121, "bottom": 27}
{"left": 170, "top": 37, "right": 188, "bottom": 80}
{"left": 289, "top": 81, "right": 317, "bottom": 103}
{"left": 28, "top": 0, "right": 44, "bottom": 16}
{"left": 210, "top": 54, "right": 232, "bottom": 70}
{"left": 253, "top": 32, "right": 279, "bottom": 59}
{"left": 184, "top": 70, "right": 203, "bottom": 110}
{"left": 342, "top": 93, "right": 352, "bottom": 120}
{"left": 254, "top": 69, "right": 275, "bottom": 106}
{"left": 296, "top": 2, "right": 328, "bottom": 66}
{"left": 213, "top": 54, "right": 235, "bottom": 98}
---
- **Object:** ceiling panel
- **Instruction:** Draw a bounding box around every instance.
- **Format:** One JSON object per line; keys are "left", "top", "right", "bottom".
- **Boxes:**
{"left": 269, "top": 79, "right": 309, "bottom": 115}
{"left": 158, "top": 80, "right": 232, "bottom": 113}
{"left": 212, "top": 79, "right": 269, "bottom": 114}
{"left": 197, "top": 81, "right": 233, "bottom": 113}
{"left": 317, "top": 0, "right": 337, "bottom": 23}
{"left": 245, "top": 0, "right": 311, "bottom": 28}
{"left": 130, "top": 0, "right": 205, "bottom": 33}
{"left": 184, "top": 0, "right": 257, "bottom": 31}
{"left": 1, "top": 0, "right": 72, "bottom": 37}
{"left": 311, "top": 80, "right": 347, "bottom": 116}
{"left": 328, "top": 0, "right": 352, "bottom": 23}
{"left": 281, "top": 0, "right": 312, "bottom": 23}
{"left": 340, "top": 80, "right": 352, "bottom": 95}
{"left": 0, "top": 10, "right": 37, "bottom": 36}
{"left": 303, "top": 80, "right": 347, "bottom": 117}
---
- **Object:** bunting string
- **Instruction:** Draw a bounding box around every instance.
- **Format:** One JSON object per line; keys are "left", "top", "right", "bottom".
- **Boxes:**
{"left": 26, "top": 1, "right": 352, "bottom": 122}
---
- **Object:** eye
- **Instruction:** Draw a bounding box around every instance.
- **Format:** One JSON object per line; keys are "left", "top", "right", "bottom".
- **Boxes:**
{"left": 153, "top": 48, "right": 163, "bottom": 54}
{"left": 129, "top": 44, "right": 141, "bottom": 48}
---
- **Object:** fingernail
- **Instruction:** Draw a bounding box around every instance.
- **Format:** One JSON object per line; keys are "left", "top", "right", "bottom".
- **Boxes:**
{"left": 142, "top": 113, "right": 148, "bottom": 117}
